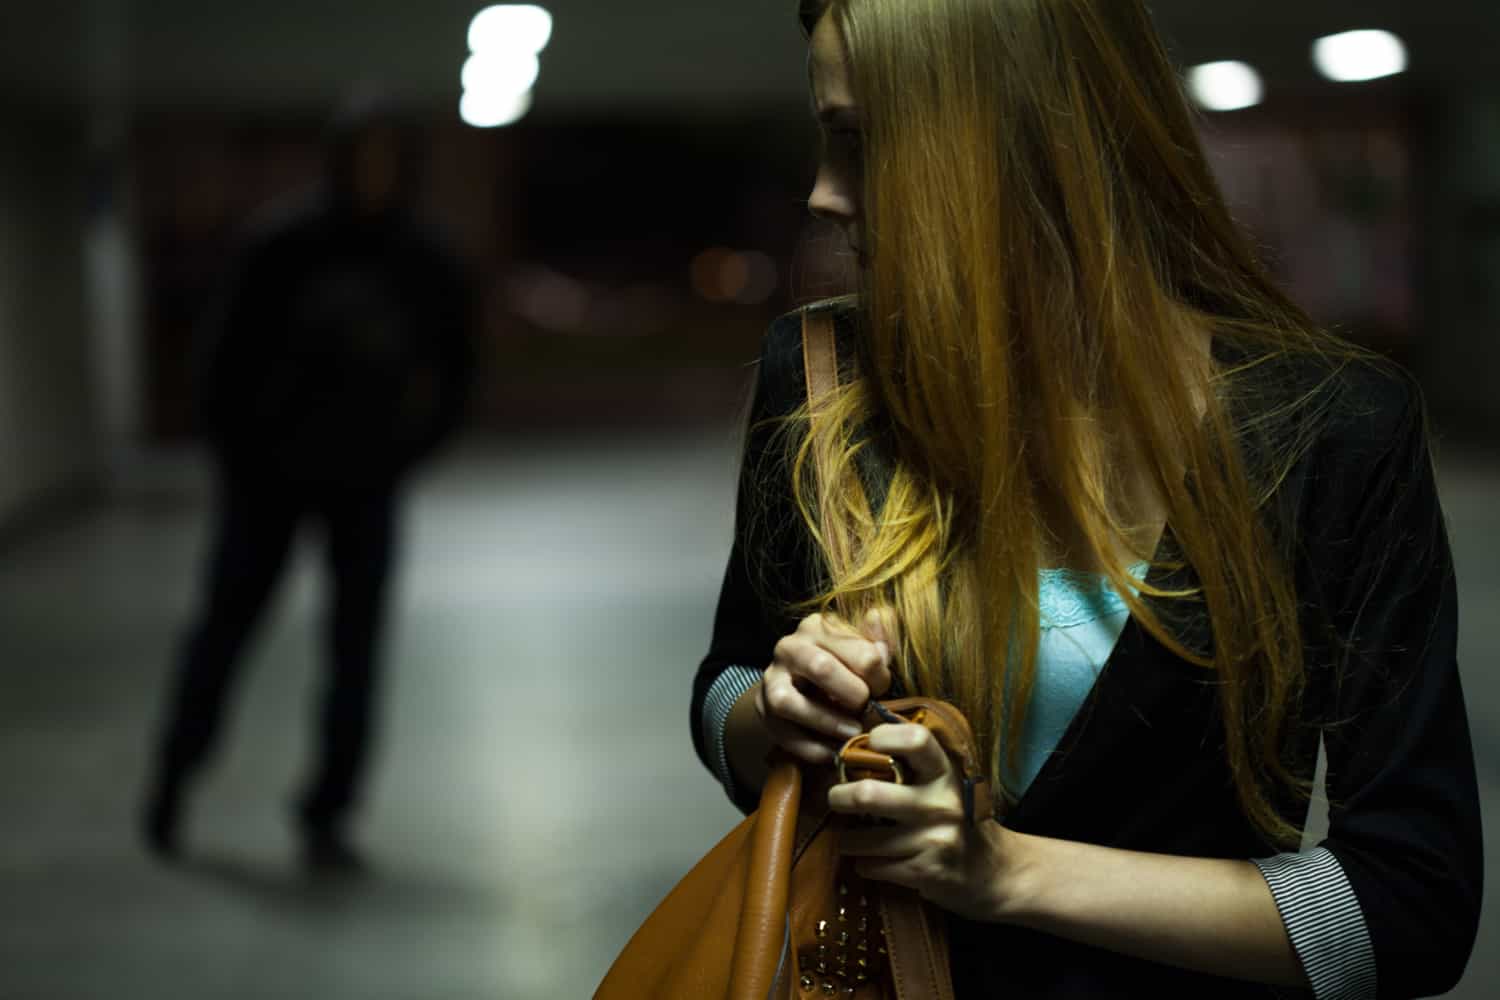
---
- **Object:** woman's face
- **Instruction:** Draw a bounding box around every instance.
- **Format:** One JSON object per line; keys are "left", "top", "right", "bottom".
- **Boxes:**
{"left": 807, "top": 14, "right": 864, "bottom": 262}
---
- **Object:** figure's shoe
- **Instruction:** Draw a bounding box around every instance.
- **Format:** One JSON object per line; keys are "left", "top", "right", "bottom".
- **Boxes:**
{"left": 301, "top": 829, "right": 370, "bottom": 876}
{"left": 141, "top": 779, "right": 185, "bottom": 861}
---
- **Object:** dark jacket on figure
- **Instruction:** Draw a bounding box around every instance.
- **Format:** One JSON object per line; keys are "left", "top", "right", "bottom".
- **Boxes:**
{"left": 197, "top": 192, "right": 474, "bottom": 489}
{"left": 690, "top": 307, "right": 1482, "bottom": 999}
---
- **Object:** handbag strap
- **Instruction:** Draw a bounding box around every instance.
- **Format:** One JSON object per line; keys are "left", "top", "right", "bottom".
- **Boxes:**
{"left": 881, "top": 889, "right": 956, "bottom": 1000}
{"left": 801, "top": 307, "right": 839, "bottom": 407}
{"left": 799, "top": 306, "right": 959, "bottom": 1000}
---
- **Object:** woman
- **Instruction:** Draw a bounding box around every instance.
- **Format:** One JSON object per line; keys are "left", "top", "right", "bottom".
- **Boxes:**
{"left": 691, "top": 1, "right": 1481, "bottom": 997}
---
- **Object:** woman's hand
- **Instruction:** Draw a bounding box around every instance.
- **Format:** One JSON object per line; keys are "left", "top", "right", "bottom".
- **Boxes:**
{"left": 829, "top": 720, "right": 1015, "bottom": 922}
{"left": 754, "top": 608, "right": 894, "bottom": 765}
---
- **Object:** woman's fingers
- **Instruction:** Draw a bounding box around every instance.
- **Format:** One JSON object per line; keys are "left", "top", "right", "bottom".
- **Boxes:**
{"left": 827, "top": 724, "right": 960, "bottom": 823}
{"left": 796, "top": 611, "right": 894, "bottom": 703}
{"left": 817, "top": 629, "right": 889, "bottom": 697}
{"left": 763, "top": 712, "right": 841, "bottom": 764}
{"left": 758, "top": 669, "right": 862, "bottom": 743}
{"left": 759, "top": 609, "right": 901, "bottom": 760}
{"left": 776, "top": 631, "right": 868, "bottom": 711}
{"left": 827, "top": 776, "right": 962, "bottom": 826}
{"left": 864, "top": 720, "right": 952, "bottom": 785}
{"left": 859, "top": 608, "right": 897, "bottom": 697}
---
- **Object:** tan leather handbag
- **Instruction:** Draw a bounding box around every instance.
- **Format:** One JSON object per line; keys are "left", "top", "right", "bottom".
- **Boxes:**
{"left": 595, "top": 697, "right": 993, "bottom": 999}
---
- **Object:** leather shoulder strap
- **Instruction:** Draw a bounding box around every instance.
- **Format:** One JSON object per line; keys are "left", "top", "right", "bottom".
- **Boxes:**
{"left": 797, "top": 315, "right": 960, "bottom": 1000}
{"left": 800, "top": 308, "right": 838, "bottom": 407}
{"left": 880, "top": 891, "right": 957, "bottom": 1000}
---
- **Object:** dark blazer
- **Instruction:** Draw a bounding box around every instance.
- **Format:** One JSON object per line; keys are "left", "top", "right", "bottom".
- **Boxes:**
{"left": 690, "top": 306, "right": 1482, "bottom": 999}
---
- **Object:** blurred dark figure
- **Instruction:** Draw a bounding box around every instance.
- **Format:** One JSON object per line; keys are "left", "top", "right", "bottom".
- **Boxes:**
{"left": 142, "top": 97, "right": 474, "bottom": 873}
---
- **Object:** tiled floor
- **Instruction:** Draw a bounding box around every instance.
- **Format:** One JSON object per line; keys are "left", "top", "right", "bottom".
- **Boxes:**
{"left": 1, "top": 431, "right": 1495, "bottom": 999}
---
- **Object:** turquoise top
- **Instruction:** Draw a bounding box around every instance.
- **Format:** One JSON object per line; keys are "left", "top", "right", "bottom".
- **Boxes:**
{"left": 1003, "top": 562, "right": 1150, "bottom": 797}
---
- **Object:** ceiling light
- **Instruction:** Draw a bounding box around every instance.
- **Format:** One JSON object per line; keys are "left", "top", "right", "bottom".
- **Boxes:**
{"left": 1186, "top": 61, "right": 1264, "bottom": 112}
{"left": 469, "top": 5, "right": 553, "bottom": 55}
{"left": 462, "top": 51, "right": 540, "bottom": 96}
{"left": 1313, "top": 29, "right": 1408, "bottom": 83}
{"left": 460, "top": 88, "right": 534, "bottom": 128}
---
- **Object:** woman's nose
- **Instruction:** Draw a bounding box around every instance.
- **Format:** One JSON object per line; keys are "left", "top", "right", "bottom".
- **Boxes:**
{"left": 807, "top": 165, "right": 856, "bottom": 223}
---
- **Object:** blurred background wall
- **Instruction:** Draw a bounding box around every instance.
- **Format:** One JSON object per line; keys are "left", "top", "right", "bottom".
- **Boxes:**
{"left": 0, "top": 107, "right": 93, "bottom": 529}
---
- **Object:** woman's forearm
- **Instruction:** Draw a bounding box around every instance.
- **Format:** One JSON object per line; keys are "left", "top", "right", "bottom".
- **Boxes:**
{"left": 997, "top": 829, "right": 1308, "bottom": 988}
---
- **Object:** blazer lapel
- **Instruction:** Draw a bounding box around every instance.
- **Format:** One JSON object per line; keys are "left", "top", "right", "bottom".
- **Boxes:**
{"left": 1004, "top": 524, "right": 1219, "bottom": 834}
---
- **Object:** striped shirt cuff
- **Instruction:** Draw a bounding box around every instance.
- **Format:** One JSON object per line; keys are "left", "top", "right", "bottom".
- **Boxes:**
{"left": 1253, "top": 847, "right": 1377, "bottom": 1000}
{"left": 701, "top": 665, "right": 762, "bottom": 801}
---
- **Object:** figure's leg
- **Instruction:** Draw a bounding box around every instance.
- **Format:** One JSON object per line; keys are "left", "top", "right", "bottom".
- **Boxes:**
{"left": 295, "top": 484, "right": 398, "bottom": 866}
{"left": 143, "top": 469, "right": 300, "bottom": 856}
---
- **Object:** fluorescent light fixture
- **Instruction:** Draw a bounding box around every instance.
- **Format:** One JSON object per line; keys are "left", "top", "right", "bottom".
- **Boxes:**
{"left": 462, "top": 51, "right": 540, "bottom": 96}
{"left": 460, "top": 88, "right": 534, "bottom": 128}
{"left": 469, "top": 5, "right": 553, "bottom": 55}
{"left": 1313, "top": 29, "right": 1408, "bottom": 83}
{"left": 1186, "top": 61, "right": 1264, "bottom": 112}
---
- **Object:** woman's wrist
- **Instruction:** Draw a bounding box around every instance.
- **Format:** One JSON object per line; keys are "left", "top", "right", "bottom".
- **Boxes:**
{"left": 982, "top": 823, "right": 1044, "bottom": 925}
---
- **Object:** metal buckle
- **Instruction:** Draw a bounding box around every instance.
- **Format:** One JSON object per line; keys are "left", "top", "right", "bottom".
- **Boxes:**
{"left": 836, "top": 751, "right": 905, "bottom": 787}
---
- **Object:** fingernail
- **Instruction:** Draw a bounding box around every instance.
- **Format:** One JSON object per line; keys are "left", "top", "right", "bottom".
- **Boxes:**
{"left": 838, "top": 722, "right": 861, "bottom": 739}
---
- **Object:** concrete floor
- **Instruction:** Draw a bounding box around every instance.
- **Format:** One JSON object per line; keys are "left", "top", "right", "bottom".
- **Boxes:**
{"left": 0, "top": 431, "right": 1495, "bottom": 999}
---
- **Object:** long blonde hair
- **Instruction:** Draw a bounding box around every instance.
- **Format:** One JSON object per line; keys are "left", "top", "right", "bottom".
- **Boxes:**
{"left": 781, "top": 0, "right": 1394, "bottom": 848}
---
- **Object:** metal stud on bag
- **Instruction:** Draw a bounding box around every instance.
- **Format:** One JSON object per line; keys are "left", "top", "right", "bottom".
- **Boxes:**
{"left": 798, "top": 878, "right": 887, "bottom": 995}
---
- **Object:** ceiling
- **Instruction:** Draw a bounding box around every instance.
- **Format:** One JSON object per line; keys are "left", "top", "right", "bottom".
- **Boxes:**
{"left": 2, "top": 0, "right": 1497, "bottom": 117}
